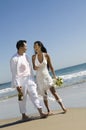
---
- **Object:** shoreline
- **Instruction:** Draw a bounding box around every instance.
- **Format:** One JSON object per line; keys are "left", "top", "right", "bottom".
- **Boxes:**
{"left": 0, "top": 81, "right": 86, "bottom": 129}
{"left": 0, "top": 108, "right": 86, "bottom": 130}
{"left": 0, "top": 82, "right": 86, "bottom": 120}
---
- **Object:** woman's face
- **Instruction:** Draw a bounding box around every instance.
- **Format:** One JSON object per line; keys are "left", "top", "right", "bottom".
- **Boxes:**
{"left": 34, "top": 43, "right": 41, "bottom": 53}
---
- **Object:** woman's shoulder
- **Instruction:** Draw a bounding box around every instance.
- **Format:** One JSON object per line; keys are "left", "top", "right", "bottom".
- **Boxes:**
{"left": 43, "top": 52, "right": 48, "bottom": 55}
{"left": 32, "top": 54, "right": 36, "bottom": 60}
{"left": 43, "top": 52, "right": 49, "bottom": 57}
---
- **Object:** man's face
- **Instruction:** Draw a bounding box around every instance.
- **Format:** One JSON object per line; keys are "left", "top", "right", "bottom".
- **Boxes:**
{"left": 22, "top": 43, "right": 27, "bottom": 53}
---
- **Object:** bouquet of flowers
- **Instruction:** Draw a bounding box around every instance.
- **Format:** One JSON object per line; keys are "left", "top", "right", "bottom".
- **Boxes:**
{"left": 53, "top": 77, "right": 63, "bottom": 87}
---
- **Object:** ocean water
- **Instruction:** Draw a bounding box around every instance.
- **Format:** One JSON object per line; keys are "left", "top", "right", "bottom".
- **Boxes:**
{"left": 0, "top": 63, "right": 86, "bottom": 101}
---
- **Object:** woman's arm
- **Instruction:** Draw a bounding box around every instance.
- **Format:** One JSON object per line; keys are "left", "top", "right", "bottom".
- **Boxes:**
{"left": 46, "top": 53, "right": 57, "bottom": 79}
{"left": 32, "top": 55, "right": 39, "bottom": 70}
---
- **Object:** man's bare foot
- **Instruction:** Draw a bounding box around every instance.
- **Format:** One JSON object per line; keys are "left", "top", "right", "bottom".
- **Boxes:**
{"left": 22, "top": 114, "right": 29, "bottom": 120}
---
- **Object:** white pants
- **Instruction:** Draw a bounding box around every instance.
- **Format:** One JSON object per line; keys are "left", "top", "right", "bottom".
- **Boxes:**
{"left": 18, "top": 76, "right": 42, "bottom": 114}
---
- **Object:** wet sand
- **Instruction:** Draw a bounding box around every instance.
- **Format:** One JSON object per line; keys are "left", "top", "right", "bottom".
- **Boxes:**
{"left": 0, "top": 108, "right": 86, "bottom": 130}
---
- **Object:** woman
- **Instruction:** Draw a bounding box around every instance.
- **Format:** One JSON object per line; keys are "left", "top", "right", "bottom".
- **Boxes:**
{"left": 32, "top": 41, "right": 67, "bottom": 114}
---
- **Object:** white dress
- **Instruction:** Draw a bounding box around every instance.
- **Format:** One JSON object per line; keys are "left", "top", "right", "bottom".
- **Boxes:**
{"left": 35, "top": 53, "right": 54, "bottom": 96}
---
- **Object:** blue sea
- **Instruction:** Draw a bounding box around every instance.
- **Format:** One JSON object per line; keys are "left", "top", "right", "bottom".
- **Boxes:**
{"left": 0, "top": 63, "right": 86, "bottom": 101}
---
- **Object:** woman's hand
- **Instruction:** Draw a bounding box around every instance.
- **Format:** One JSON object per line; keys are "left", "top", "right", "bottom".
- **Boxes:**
{"left": 53, "top": 76, "right": 58, "bottom": 79}
{"left": 34, "top": 66, "right": 40, "bottom": 70}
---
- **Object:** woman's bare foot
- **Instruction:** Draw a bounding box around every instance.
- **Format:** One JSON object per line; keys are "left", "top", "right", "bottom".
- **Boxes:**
{"left": 40, "top": 112, "right": 48, "bottom": 118}
{"left": 63, "top": 108, "right": 67, "bottom": 113}
{"left": 48, "top": 111, "right": 54, "bottom": 115}
{"left": 57, "top": 99, "right": 67, "bottom": 113}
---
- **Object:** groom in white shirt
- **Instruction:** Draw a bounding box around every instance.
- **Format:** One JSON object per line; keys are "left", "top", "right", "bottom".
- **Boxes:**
{"left": 10, "top": 40, "right": 47, "bottom": 120}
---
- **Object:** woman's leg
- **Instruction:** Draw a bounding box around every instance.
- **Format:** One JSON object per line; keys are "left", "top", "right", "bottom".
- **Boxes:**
{"left": 43, "top": 91, "right": 54, "bottom": 115}
{"left": 50, "top": 86, "right": 67, "bottom": 113}
{"left": 43, "top": 91, "right": 50, "bottom": 113}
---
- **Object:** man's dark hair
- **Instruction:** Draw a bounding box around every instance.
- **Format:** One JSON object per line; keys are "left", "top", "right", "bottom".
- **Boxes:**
{"left": 16, "top": 40, "right": 27, "bottom": 50}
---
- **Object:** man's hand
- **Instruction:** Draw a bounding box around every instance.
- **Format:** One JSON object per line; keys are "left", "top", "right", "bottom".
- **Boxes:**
{"left": 17, "top": 86, "right": 23, "bottom": 101}
{"left": 17, "top": 86, "right": 23, "bottom": 94}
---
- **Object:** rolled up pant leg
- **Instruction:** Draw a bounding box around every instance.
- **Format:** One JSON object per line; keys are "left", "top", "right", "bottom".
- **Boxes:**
{"left": 27, "top": 83, "right": 42, "bottom": 109}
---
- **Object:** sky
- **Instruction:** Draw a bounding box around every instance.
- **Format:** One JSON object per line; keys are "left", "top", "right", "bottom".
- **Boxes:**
{"left": 0, "top": 0, "right": 86, "bottom": 84}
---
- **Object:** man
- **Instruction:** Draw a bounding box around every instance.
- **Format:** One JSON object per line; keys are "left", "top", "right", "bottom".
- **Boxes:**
{"left": 10, "top": 40, "right": 47, "bottom": 120}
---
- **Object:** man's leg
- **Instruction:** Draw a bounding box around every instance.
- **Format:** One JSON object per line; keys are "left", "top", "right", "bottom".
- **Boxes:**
{"left": 27, "top": 83, "right": 48, "bottom": 118}
{"left": 18, "top": 86, "right": 29, "bottom": 120}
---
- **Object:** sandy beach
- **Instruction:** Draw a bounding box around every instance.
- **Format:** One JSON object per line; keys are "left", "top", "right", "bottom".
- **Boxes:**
{"left": 0, "top": 82, "right": 86, "bottom": 129}
{"left": 0, "top": 108, "right": 86, "bottom": 130}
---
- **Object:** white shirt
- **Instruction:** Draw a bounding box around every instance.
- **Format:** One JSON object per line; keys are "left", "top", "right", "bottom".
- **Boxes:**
{"left": 10, "top": 53, "right": 34, "bottom": 87}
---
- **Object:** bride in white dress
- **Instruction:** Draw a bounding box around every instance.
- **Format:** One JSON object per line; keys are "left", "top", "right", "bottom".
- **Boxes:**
{"left": 32, "top": 41, "right": 67, "bottom": 114}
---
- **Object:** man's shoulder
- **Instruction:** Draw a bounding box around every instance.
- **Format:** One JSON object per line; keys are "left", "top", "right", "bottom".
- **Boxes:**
{"left": 25, "top": 53, "right": 29, "bottom": 58}
{"left": 10, "top": 53, "right": 18, "bottom": 61}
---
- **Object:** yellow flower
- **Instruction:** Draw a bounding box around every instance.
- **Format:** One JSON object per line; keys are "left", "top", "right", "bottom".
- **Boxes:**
{"left": 53, "top": 77, "right": 63, "bottom": 86}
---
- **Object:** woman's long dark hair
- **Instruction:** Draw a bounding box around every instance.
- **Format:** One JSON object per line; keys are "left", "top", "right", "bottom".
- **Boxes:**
{"left": 34, "top": 41, "right": 49, "bottom": 70}
{"left": 34, "top": 41, "right": 47, "bottom": 53}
